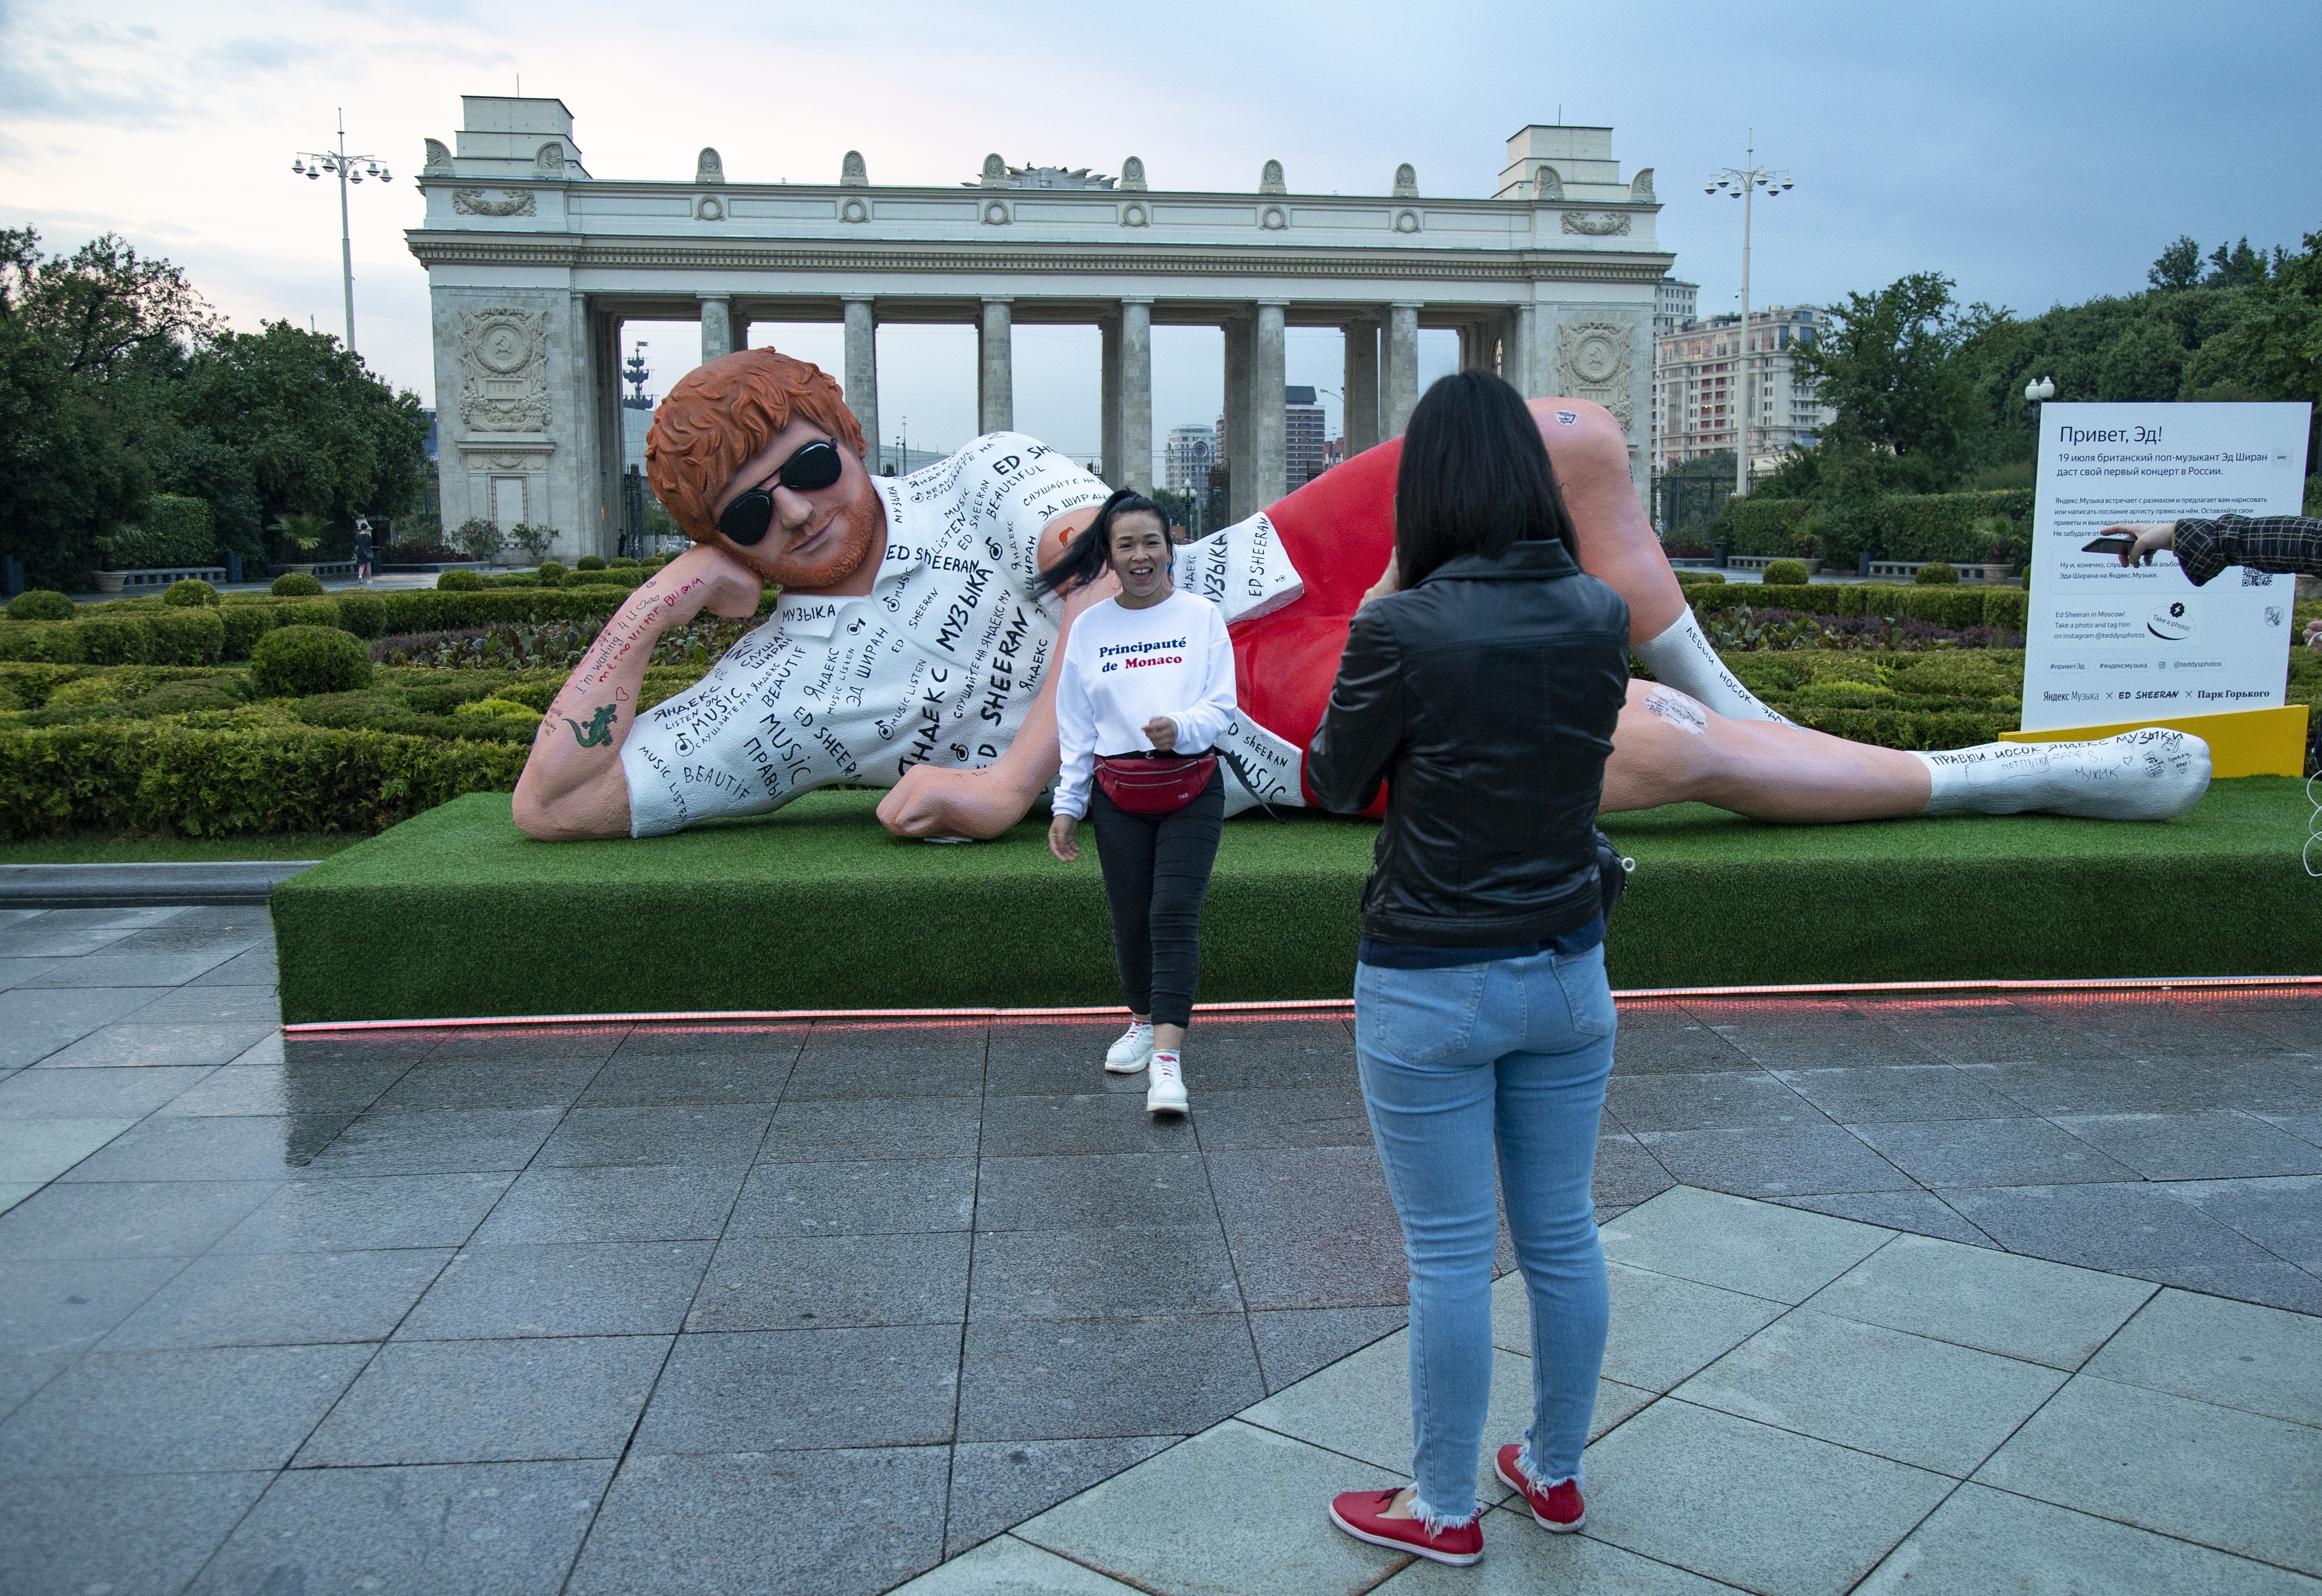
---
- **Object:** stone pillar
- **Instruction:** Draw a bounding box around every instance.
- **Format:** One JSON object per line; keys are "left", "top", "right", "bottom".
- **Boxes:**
{"left": 1384, "top": 302, "right": 1422, "bottom": 437}
{"left": 1343, "top": 318, "right": 1380, "bottom": 456}
{"left": 1253, "top": 301, "right": 1287, "bottom": 511}
{"left": 1507, "top": 304, "right": 1539, "bottom": 398}
{"left": 1118, "top": 298, "right": 1152, "bottom": 494}
{"left": 978, "top": 298, "right": 1013, "bottom": 435}
{"left": 841, "top": 295, "right": 879, "bottom": 471}
{"left": 1223, "top": 317, "right": 1253, "bottom": 522}
{"left": 699, "top": 295, "right": 733, "bottom": 363}
{"left": 1100, "top": 312, "right": 1122, "bottom": 483}
{"left": 589, "top": 303, "right": 625, "bottom": 562}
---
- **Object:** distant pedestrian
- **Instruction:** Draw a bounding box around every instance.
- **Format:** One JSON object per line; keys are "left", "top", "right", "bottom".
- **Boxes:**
{"left": 1044, "top": 489, "right": 1238, "bottom": 1116}
{"left": 353, "top": 517, "right": 375, "bottom": 584}
{"left": 1308, "top": 371, "right": 1632, "bottom": 1567}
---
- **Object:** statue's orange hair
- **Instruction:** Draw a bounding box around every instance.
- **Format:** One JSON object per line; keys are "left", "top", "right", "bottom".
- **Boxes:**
{"left": 645, "top": 349, "right": 868, "bottom": 540}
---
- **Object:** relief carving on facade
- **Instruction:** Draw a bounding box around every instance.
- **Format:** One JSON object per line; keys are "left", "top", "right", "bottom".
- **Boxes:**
{"left": 459, "top": 308, "right": 551, "bottom": 433}
{"left": 452, "top": 188, "right": 537, "bottom": 217}
{"left": 1561, "top": 210, "right": 1632, "bottom": 236}
{"left": 1559, "top": 321, "right": 1634, "bottom": 431}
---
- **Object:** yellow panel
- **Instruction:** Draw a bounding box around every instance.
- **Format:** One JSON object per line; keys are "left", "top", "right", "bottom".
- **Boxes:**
{"left": 2000, "top": 705, "right": 2311, "bottom": 778}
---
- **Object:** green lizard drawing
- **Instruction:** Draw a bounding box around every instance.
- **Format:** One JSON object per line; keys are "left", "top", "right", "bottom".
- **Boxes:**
{"left": 564, "top": 704, "right": 618, "bottom": 748}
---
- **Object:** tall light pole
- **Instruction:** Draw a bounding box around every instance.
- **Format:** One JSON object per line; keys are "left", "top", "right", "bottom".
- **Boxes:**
{"left": 291, "top": 110, "right": 391, "bottom": 354}
{"left": 1706, "top": 134, "right": 1791, "bottom": 501}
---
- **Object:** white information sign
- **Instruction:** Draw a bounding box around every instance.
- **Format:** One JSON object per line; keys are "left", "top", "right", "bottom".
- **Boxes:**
{"left": 2021, "top": 401, "right": 2310, "bottom": 733}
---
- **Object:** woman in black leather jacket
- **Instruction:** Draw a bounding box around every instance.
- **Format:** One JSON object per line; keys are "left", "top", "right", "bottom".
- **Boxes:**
{"left": 1311, "top": 371, "right": 1632, "bottom": 1567}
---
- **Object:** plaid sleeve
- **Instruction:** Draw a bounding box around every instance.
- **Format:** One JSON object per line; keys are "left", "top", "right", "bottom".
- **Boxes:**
{"left": 2171, "top": 514, "right": 2322, "bottom": 587}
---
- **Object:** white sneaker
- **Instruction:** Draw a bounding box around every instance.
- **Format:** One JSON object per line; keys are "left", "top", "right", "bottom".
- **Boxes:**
{"left": 1104, "top": 1022, "right": 1155, "bottom": 1074}
{"left": 1146, "top": 1050, "right": 1188, "bottom": 1115}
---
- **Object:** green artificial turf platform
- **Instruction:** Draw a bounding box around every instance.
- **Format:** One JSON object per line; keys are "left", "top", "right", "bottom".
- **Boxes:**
{"left": 273, "top": 782, "right": 2320, "bottom": 1024}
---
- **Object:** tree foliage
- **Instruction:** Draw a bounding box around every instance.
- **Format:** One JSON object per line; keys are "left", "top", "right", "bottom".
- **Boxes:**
{"left": 0, "top": 230, "right": 431, "bottom": 590}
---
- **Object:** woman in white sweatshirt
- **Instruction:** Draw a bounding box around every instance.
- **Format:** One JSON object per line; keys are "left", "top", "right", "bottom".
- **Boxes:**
{"left": 1044, "top": 490, "right": 1240, "bottom": 1115}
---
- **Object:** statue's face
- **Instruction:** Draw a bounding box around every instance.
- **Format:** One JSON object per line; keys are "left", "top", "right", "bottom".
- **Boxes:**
{"left": 708, "top": 419, "right": 883, "bottom": 591}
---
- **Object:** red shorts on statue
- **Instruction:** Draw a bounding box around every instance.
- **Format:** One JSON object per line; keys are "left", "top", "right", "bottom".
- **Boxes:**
{"left": 1226, "top": 439, "right": 1403, "bottom": 812}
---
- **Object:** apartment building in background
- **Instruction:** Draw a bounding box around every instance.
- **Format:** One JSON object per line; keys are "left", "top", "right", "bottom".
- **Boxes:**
{"left": 1164, "top": 424, "right": 1215, "bottom": 495}
{"left": 1215, "top": 387, "right": 1331, "bottom": 486}
{"left": 1655, "top": 305, "right": 1832, "bottom": 473}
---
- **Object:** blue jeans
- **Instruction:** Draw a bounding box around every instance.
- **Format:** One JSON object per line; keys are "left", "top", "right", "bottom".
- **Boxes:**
{"left": 1354, "top": 942, "right": 1616, "bottom": 1526}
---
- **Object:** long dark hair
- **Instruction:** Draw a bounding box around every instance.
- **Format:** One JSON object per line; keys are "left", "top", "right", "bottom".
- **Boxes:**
{"left": 1393, "top": 370, "right": 1577, "bottom": 587}
{"left": 1036, "top": 488, "right": 1171, "bottom": 596}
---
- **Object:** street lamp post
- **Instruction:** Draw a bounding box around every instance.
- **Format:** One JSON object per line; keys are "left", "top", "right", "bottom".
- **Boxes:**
{"left": 290, "top": 109, "right": 391, "bottom": 355}
{"left": 1706, "top": 133, "right": 1792, "bottom": 502}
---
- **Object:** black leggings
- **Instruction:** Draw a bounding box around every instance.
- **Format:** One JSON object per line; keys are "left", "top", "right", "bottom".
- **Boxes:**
{"left": 1088, "top": 770, "right": 1226, "bottom": 1029}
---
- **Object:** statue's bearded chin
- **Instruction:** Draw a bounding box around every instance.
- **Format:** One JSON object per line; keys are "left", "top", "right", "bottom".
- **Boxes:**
{"left": 734, "top": 481, "right": 883, "bottom": 591}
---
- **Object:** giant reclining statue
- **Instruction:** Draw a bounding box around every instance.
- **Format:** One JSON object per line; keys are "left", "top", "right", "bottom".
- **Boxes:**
{"left": 511, "top": 349, "right": 2208, "bottom": 843}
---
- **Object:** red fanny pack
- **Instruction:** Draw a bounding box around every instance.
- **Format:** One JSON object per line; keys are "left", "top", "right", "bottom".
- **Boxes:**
{"left": 1095, "top": 752, "right": 1218, "bottom": 815}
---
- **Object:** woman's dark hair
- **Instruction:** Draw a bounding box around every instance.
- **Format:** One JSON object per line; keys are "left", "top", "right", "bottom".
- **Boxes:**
{"left": 1036, "top": 488, "right": 1172, "bottom": 596}
{"left": 1393, "top": 369, "right": 1577, "bottom": 587}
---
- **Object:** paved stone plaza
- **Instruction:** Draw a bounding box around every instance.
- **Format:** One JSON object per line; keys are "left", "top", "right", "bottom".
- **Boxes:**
{"left": 0, "top": 900, "right": 2316, "bottom": 1594}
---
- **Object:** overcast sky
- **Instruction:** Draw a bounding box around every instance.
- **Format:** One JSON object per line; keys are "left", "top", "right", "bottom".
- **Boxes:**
{"left": 4, "top": 0, "right": 2315, "bottom": 469}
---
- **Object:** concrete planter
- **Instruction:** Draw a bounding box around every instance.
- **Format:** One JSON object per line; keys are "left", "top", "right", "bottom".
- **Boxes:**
{"left": 92, "top": 571, "right": 126, "bottom": 595}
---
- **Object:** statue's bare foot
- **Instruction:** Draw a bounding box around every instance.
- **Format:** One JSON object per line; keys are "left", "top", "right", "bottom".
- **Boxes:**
{"left": 1916, "top": 728, "right": 2211, "bottom": 820}
{"left": 875, "top": 765, "right": 1035, "bottom": 840}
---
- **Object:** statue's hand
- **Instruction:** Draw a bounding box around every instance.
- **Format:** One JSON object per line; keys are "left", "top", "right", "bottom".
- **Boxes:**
{"left": 876, "top": 763, "right": 1035, "bottom": 840}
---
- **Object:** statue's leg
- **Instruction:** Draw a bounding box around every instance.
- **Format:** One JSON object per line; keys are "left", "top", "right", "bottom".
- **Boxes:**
{"left": 1606, "top": 682, "right": 2211, "bottom": 823}
{"left": 1529, "top": 399, "right": 1791, "bottom": 725}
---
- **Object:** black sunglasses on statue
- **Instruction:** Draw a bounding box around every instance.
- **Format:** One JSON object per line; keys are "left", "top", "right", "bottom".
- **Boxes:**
{"left": 716, "top": 439, "right": 847, "bottom": 546}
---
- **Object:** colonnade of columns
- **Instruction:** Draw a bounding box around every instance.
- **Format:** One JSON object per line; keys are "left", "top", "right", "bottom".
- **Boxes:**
{"left": 682, "top": 293, "right": 1552, "bottom": 517}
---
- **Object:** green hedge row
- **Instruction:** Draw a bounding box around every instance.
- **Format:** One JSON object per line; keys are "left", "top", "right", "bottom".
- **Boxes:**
{"left": 1729, "top": 491, "right": 2035, "bottom": 562}
{"left": 108, "top": 495, "right": 220, "bottom": 571}
{"left": 1690, "top": 582, "right": 2028, "bottom": 632}
{"left": 0, "top": 722, "right": 530, "bottom": 840}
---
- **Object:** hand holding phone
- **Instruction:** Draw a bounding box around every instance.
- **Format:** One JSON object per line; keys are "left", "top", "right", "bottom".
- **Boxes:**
{"left": 2081, "top": 537, "right": 2136, "bottom": 555}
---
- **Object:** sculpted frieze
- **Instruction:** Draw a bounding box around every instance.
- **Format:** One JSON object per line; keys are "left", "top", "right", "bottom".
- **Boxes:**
{"left": 453, "top": 188, "right": 537, "bottom": 217}
{"left": 1561, "top": 210, "right": 1632, "bottom": 236}
{"left": 459, "top": 308, "right": 551, "bottom": 434}
{"left": 1558, "top": 321, "right": 1633, "bottom": 431}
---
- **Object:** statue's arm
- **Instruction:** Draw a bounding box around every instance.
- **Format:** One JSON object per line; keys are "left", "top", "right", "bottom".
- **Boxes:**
{"left": 511, "top": 544, "right": 764, "bottom": 841}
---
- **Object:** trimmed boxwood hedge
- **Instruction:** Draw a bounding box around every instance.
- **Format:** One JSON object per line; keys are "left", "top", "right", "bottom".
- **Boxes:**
{"left": 1731, "top": 490, "right": 2034, "bottom": 562}
{"left": 1688, "top": 582, "right": 2026, "bottom": 632}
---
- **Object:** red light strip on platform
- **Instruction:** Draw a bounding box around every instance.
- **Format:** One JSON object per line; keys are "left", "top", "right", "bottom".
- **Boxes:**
{"left": 278, "top": 973, "right": 2321, "bottom": 1033}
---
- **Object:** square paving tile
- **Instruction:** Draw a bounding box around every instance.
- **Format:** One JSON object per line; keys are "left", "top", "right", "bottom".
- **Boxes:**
{"left": 20, "top": 951, "right": 244, "bottom": 987}
{"left": 959, "top": 1314, "right": 1264, "bottom": 1442}
{"left": 759, "top": 1096, "right": 982, "bottom": 1162}
{"left": 942, "top": 1436, "right": 1178, "bottom": 1559}
{"left": 424, "top": 1025, "right": 631, "bottom": 1063}
{"left": 985, "top": 1022, "right": 1154, "bottom": 1098}
{"left": 1973, "top": 1374, "right": 2322, "bottom": 1576}
{"left": 0, "top": 1177, "right": 278, "bottom": 1260}
{"left": 470, "top": 1162, "right": 751, "bottom": 1245}
{"left": 2082, "top": 1288, "right": 2322, "bottom": 1427}
{"left": 1851, "top": 1117, "right": 2141, "bottom": 1188}
{"left": 971, "top": 1151, "right": 1216, "bottom": 1234}
{"left": 610, "top": 1021, "right": 809, "bottom": 1058}
{"left": 0, "top": 1063, "right": 212, "bottom": 1118}
{"left": 1770, "top": 1063, "right": 2036, "bottom": 1124}
{"left": 1694, "top": 1003, "right": 1947, "bottom": 1071}
{"left": 371, "top": 1057, "right": 609, "bottom": 1113}
{"left": 1598, "top": 1186, "right": 1891, "bottom": 1304}
{"left": 531, "top": 1103, "right": 773, "bottom": 1167}
{"left": 1375, "top": 1508, "right": 1742, "bottom": 1593}
{"left": 1672, "top": 1308, "right": 2066, "bottom": 1476}
{"left": 0, "top": 1342, "right": 371, "bottom": 1475}
{"left": 1854, "top": 1481, "right": 2316, "bottom": 1596}
{"left": 0, "top": 1116, "right": 135, "bottom": 1183}
{"left": 690, "top": 1232, "right": 969, "bottom": 1330}
{"left": 398, "top": 1240, "right": 716, "bottom": 1339}
{"left": 981, "top": 1093, "right": 1196, "bottom": 1158}
{"left": 631, "top": 1324, "right": 960, "bottom": 1454}
{"left": 784, "top": 1032, "right": 989, "bottom": 1099}
{"left": 569, "top": 1446, "right": 950, "bottom": 1596}
{"left": 1017, "top": 1419, "right": 1407, "bottom": 1596}
{"left": 1969, "top": 1058, "right": 2246, "bottom": 1117}
{"left": 27, "top": 1019, "right": 267, "bottom": 1073}
{"left": 1582, "top": 1398, "right": 1954, "bottom": 1596}
{"left": 1943, "top": 1183, "right": 2322, "bottom": 1312}
{"left": 211, "top": 1171, "right": 515, "bottom": 1254}
{"left": 187, "top": 1458, "right": 615, "bottom": 1596}
{"left": 970, "top": 1225, "right": 1243, "bottom": 1320}
{"left": 189, "top": 946, "right": 280, "bottom": 985}
{"left": 725, "top": 1155, "right": 977, "bottom": 1238}
{"left": 98, "top": 1247, "right": 452, "bottom": 1349}
{"left": 2055, "top": 1113, "right": 2322, "bottom": 1180}
{"left": 578, "top": 1050, "right": 797, "bottom": 1105}
{"left": 1803, "top": 1231, "right": 2155, "bottom": 1369}
{"left": 114, "top": 984, "right": 280, "bottom": 1026}
{"left": 1165, "top": 1020, "right": 1357, "bottom": 1092}
{"left": 1607, "top": 1008, "right": 1760, "bottom": 1075}
{"left": 0, "top": 1471, "right": 274, "bottom": 1596}
{"left": 1766, "top": 1189, "right": 1996, "bottom": 1247}
{"left": 59, "top": 1112, "right": 346, "bottom": 1181}
{"left": 302, "top": 1107, "right": 564, "bottom": 1176}
{"left": 1249, "top": 1305, "right": 1408, "bottom": 1393}
{"left": 0, "top": 1254, "right": 186, "bottom": 1363}
{"left": 297, "top": 1335, "right": 671, "bottom": 1465}
{"left": 2164, "top": 1175, "right": 2322, "bottom": 1272}
{"left": 898, "top": 1534, "right": 1143, "bottom": 1593}
{"left": 1633, "top": 1124, "right": 1917, "bottom": 1197}
{"left": 1605, "top": 1070, "right": 1821, "bottom": 1132}
{"left": 1191, "top": 1083, "right": 1379, "bottom": 1149}
{"left": 1207, "top": 1145, "right": 1409, "bottom": 1311}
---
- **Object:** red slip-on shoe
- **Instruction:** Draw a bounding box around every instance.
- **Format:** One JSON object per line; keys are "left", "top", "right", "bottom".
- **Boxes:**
{"left": 1328, "top": 1488, "right": 1483, "bottom": 1566}
{"left": 1495, "top": 1444, "right": 1585, "bottom": 1532}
